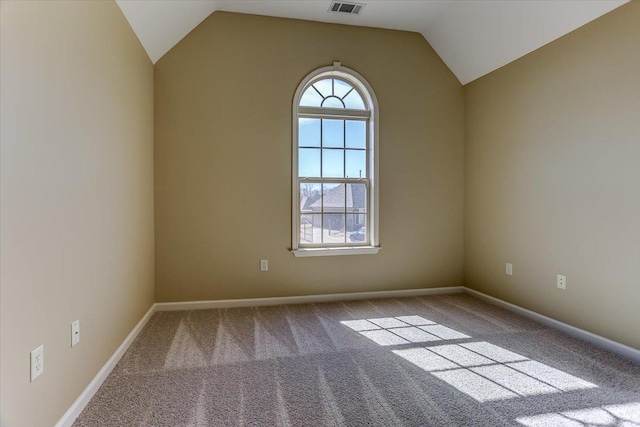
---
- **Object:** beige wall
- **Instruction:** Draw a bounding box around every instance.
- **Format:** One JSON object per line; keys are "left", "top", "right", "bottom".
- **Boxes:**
{"left": 154, "top": 12, "right": 464, "bottom": 302}
{"left": 464, "top": 2, "right": 640, "bottom": 349}
{"left": 0, "top": 1, "right": 155, "bottom": 426}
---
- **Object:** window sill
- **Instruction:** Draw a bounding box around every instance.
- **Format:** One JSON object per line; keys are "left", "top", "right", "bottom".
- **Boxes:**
{"left": 291, "top": 246, "right": 381, "bottom": 258}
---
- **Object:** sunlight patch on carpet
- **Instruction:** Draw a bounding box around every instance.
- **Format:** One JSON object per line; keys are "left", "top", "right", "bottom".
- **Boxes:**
{"left": 341, "top": 315, "right": 597, "bottom": 403}
{"left": 516, "top": 402, "right": 640, "bottom": 426}
{"left": 432, "top": 368, "right": 518, "bottom": 402}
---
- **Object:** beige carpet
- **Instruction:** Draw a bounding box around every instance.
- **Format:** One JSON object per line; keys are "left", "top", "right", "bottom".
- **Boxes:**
{"left": 74, "top": 294, "right": 640, "bottom": 426}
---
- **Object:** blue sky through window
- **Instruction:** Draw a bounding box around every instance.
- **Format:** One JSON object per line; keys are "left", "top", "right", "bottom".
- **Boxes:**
{"left": 299, "top": 118, "right": 366, "bottom": 178}
{"left": 346, "top": 121, "right": 365, "bottom": 148}
{"left": 322, "top": 119, "right": 343, "bottom": 148}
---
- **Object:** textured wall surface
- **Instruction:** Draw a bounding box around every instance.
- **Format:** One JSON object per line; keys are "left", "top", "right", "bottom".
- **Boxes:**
{"left": 464, "top": 2, "right": 640, "bottom": 349}
{"left": 154, "top": 12, "right": 464, "bottom": 302}
{"left": 0, "top": 2, "right": 155, "bottom": 425}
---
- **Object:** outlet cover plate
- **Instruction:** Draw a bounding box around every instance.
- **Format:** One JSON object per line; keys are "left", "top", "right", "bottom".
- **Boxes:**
{"left": 30, "top": 345, "right": 44, "bottom": 382}
{"left": 557, "top": 274, "right": 567, "bottom": 290}
{"left": 71, "top": 320, "right": 80, "bottom": 347}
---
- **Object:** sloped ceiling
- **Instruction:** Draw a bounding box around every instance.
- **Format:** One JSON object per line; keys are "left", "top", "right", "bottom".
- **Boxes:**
{"left": 116, "top": 0, "right": 628, "bottom": 84}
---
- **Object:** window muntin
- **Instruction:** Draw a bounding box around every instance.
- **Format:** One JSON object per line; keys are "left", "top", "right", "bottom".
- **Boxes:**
{"left": 299, "top": 78, "right": 366, "bottom": 110}
{"left": 294, "top": 67, "right": 376, "bottom": 251}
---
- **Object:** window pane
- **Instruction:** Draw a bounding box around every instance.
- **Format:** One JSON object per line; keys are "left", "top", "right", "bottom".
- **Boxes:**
{"left": 346, "top": 183, "right": 367, "bottom": 213}
{"left": 322, "top": 96, "right": 344, "bottom": 109}
{"left": 346, "top": 120, "right": 366, "bottom": 149}
{"left": 343, "top": 89, "right": 365, "bottom": 110}
{"left": 345, "top": 149, "right": 366, "bottom": 178}
{"left": 322, "top": 183, "right": 345, "bottom": 213}
{"left": 299, "top": 118, "right": 320, "bottom": 147}
{"left": 323, "top": 214, "right": 346, "bottom": 244}
{"left": 347, "top": 216, "right": 366, "bottom": 242}
{"left": 299, "top": 87, "right": 323, "bottom": 107}
{"left": 299, "top": 149, "right": 320, "bottom": 177}
{"left": 334, "top": 79, "right": 353, "bottom": 98}
{"left": 322, "top": 149, "right": 344, "bottom": 178}
{"left": 300, "top": 214, "right": 321, "bottom": 244}
{"left": 313, "top": 79, "right": 332, "bottom": 97}
{"left": 300, "top": 183, "right": 322, "bottom": 213}
{"left": 322, "top": 119, "right": 344, "bottom": 148}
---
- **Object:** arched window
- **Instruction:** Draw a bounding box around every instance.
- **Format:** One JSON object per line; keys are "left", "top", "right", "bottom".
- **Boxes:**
{"left": 292, "top": 62, "right": 379, "bottom": 256}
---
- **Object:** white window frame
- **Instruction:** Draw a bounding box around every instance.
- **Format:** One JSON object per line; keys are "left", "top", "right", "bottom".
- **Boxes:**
{"left": 291, "top": 62, "right": 380, "bottom": 257}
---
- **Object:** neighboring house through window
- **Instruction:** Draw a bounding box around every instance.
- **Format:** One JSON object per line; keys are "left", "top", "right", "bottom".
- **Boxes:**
{"left": 292, "top": 62, "right": 380, "bottom": 257}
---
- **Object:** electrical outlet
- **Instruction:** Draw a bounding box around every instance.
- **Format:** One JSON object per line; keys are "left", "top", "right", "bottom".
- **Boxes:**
{"left": 71, "top": 320, "right": 80, "bottom": 347}
{"left": 30, "top": 345, "right": 44, "bottom": 382}
{"left": 260, "top": 259, "right": 268, "bottom": 272}
{"left": 557, "top": 274, "right": 567, "bottom": 290}
{"left": 506, "top": 263, "right": 513, "bottom": 276}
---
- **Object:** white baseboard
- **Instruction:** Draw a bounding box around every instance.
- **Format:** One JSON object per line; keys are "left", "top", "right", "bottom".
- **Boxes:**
{"left": 154, "top": 286, "right": 465, "bottom": 311}
{"left": 463, "top": 287, "right": 640, "bottom": 363}
{"left": 55, "top": 304, "right": 157, "bottom": 427}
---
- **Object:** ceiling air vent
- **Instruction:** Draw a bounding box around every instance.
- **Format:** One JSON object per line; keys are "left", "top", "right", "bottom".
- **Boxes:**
{"left": 329, "top": 1, "right": 365, "bottom": 15}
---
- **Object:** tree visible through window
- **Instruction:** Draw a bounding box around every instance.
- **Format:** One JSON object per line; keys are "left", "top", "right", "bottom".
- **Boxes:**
{"left": 292, "top": 63, "right": 378, "bottom": 253}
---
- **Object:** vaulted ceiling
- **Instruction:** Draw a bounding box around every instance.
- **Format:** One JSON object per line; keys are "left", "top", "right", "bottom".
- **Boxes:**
{"left": 115, "top": 0, "right": 628, "bottom": 84}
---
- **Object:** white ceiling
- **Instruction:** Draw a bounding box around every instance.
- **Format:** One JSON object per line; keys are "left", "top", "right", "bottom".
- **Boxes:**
{"left": 115, "top": 0, "right": 628, "bottom": 84}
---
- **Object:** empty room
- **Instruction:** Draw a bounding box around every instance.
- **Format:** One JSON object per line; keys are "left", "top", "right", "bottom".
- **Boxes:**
{"left": 1, "top": 0, "right": 639, "bottom": 426}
